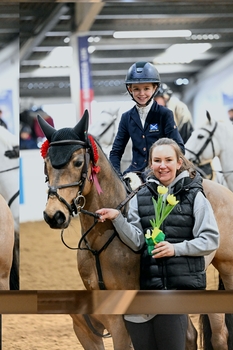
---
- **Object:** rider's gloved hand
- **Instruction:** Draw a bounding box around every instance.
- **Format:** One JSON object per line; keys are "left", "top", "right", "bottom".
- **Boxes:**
{"left": 5, "top": 146, "right": 19, "bottom": 159}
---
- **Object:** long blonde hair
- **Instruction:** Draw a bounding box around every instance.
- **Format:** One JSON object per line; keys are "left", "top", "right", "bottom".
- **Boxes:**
{"left": 148, "top": 138, "right": 196, "bottom": 178}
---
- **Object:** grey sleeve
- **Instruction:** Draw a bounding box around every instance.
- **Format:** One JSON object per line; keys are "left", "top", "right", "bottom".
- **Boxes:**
{"left": 112, "top": 195, "right": 145, "bottom": 251}
{"left": 174, "top": 191, "right": 220, "bottom": 256}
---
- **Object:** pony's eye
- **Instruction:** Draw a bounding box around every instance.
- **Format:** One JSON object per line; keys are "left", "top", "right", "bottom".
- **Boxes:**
{"left": 74, "top": 160, "right": 83, "bottom": 168}
{"left": 197, "top": 135, "right": 204, "bottom": 139}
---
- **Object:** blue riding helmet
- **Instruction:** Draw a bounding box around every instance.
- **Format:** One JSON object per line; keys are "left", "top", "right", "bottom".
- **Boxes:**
{"left": 125, "top": 61, "right": 161, "bottom": 85}
{"left": 125, "top": 62, "right": 161, "bottom": 105}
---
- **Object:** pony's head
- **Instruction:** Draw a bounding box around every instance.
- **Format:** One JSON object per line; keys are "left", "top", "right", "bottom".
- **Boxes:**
{"left": 185, "top": 111, "right": 220, "bottom": 166}
{"left": 38, "top": 110, "right": 101, "bottom": 229}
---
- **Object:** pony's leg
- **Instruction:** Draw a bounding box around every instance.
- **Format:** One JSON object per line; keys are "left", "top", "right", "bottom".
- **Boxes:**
{"left": 219, "top": 273, "right": 233, "bottom": 290}
{"left": 185, "top": 316, "right": 198, "bottom": 350}
{"left": 0, "top": 276, "right": 10, "bottom": 290}
{"left": 208, "top": 313, "right": 228, "bottom": 350}
{"left": 70, "top": 314, "right": 105, "bottom": 350}
{"left": 106, "top": 316, "right": 132, "bottom": 350}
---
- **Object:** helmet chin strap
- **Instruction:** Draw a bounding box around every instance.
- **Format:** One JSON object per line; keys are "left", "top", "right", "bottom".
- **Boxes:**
{"left": 127, "top": 87, "right": 158, "bottom": 107}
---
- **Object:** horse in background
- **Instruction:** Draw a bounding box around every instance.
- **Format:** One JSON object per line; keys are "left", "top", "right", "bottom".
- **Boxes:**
{"left": 185, "top": 111, "right": 233, "bottom": 192}
{"left": 89, "top": 108, "right": 132, "bottom": 173}
{"left": 37, "top": 110, "right": 233, "bottom": 350}
{"left": 0, "top": 126, "right": 19, "bottom": 289}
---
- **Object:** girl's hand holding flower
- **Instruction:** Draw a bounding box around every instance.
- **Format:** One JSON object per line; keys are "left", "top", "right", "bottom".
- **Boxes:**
{"left": 151, "top": 241, "right": 175, "bottom": 258}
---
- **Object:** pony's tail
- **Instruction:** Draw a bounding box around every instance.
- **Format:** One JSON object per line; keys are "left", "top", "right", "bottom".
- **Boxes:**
{"left": 199, "top": 315, "right": 212, "bottom": 350}
{"left": 10, "top": 233, "right": 19, "bottom": 290}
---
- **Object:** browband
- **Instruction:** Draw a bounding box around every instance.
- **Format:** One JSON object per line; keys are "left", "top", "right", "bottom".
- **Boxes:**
{"left": 49, "top": 140, "right": 88, "bottom": 147}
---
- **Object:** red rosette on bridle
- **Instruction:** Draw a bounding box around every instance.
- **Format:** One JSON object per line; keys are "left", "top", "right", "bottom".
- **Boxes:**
{"left": 40, "top": 139, "right": 50, "bottom": 158}
{"left": 88, "top": 135, "right": 100, "bottom": 173}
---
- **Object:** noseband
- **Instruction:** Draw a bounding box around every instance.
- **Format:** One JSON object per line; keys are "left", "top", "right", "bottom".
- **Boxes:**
{"left": 185, "top": 120, "right": 218, "bottom": 165}
{"left": 46, "top": 139, "right": 91, "bottom": 217}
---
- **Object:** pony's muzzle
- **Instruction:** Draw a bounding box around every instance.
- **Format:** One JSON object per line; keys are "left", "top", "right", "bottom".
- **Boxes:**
{"left": 43, "top": 210, "right": 70, "bottom": 229}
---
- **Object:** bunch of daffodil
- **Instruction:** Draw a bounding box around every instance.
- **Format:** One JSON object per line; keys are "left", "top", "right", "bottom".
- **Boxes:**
{"left": 145, "top": 185, "right": 179, "bottom": 255}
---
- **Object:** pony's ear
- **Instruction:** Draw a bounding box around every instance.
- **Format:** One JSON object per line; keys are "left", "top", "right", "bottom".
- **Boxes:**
{"left": 206, "top": 111, "right": 211, "bottom": 123}
{"left": 73, "top": 109, "right": 89, "bottom": 143}
{"left": 37, "top": 114, "right": 56, "bottom": 142}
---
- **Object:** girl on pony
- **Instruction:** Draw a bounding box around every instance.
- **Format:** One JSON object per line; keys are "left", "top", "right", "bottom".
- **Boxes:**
{"left": 97, "top": 138, "right": 219, "bottom": 350}
{"left": 109, "top": 61, "right": 185, "bottom": 178}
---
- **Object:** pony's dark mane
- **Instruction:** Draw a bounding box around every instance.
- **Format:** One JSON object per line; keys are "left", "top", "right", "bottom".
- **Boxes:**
{"left": 88, "top": 133, "right": 126, "bottom": 186}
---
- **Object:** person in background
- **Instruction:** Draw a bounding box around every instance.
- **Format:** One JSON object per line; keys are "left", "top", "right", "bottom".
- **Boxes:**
{"left": 154, "top": 83, "right": 194, "bottom": 143}
{"left": 96, "top": 137, "right": 219, "bottom": 350}
{"left": 109, "top": 61, "right": 185, "bottom": 178}
{"left": 0, "top": 109, "right": 8, "bottom": 129}
{"left": 155, "top": 83, "right": 216, "bottom": 179}
{"left": 20, "top": 123, "right": 38, "bottom": 150}
{"left": 228, "top": 108, "right": 233, "bottom": 123}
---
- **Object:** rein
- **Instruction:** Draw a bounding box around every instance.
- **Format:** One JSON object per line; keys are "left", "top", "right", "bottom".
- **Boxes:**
{"left": 0, "top": 165, "right": 19, "bottom": 174}
{"left": 61, "top": 181, "right": 146, "bottom": 290}
{"left": 83, "top": 314, "right": 111, "bottom": 338}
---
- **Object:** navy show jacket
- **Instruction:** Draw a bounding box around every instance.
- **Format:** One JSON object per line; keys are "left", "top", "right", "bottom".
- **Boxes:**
{"left": 109, "top": 101, "right": 185, "bottom": 175}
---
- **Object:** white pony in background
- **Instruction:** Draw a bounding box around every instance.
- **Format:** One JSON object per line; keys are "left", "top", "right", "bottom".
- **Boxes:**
{"left": 0, "top": 126, "right": 19, "bottom": 231}
{"left": 0, "top": 126, "right": 19, "bottom": 289}
{"left": 185, "top": 111, "right": 233, "bottom": 192}
{"left": 89, "top": 107, "right": 132, "bottom": 173}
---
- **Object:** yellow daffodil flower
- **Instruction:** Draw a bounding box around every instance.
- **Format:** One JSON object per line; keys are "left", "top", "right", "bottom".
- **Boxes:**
{"left": 157, "top": 185, "right": 168, "bottom": 195}
{"left": 167, "top": 194, "right": 179, "bottom": 206}
{"left": 148, "top": 187, "right": 179, "bottom": 244}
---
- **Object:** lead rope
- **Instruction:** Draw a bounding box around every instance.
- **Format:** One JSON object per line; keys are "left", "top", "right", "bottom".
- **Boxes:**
{"left": 61, "top": 182, "right": 146, "bottom": 290}
{"left": 83, "top": 315, "right": 111, "bottom": 338}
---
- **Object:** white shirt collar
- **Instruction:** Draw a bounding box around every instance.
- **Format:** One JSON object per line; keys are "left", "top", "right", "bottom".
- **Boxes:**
{"left": 136, "top": 100, "right": 154, "bottom": 126}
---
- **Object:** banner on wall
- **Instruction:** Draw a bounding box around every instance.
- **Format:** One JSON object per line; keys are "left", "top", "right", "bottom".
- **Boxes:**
{"left": 19, "top": 158, "right": 24, "bottom": 204}
{"left": 222, "top": 93, "right": 233, "bottom": 106}
{"left": 78, "top": 36, "right": 94, "bottom": 121}
{"left": 0, "top": 89, "right": 14, "bottom": 133}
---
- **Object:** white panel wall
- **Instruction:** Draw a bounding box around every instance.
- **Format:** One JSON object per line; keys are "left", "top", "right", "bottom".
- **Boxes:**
{"left": 184, "top": 48, "right": 233, "bottom": 126}
{"left": 20, "top": 150, "right": 48, "bottom": 222}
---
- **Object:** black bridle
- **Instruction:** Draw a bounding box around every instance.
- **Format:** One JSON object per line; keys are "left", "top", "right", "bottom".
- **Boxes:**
{"left": 46, "top": 139, "right": 93, "bottom": 217}
{"left": 185, "top": 120, "right": 218, "bottom": 166}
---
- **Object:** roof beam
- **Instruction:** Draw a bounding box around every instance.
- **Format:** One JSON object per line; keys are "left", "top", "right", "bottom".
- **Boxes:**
{"left": 74, "top": 2, "right": 104, "bottom": 34}
{"left": 20, "top": 4, "right": 69, "bottom": 62}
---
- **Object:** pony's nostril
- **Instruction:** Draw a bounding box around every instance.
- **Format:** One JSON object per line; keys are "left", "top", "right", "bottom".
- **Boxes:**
{"left": 43, "top": 211, "right": 68, "bottom": 228}
{"left": 54, "top": 211, "right": 66, "bottom": 225}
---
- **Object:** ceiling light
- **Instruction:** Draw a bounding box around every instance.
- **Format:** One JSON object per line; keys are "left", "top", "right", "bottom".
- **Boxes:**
{"left": 154, "top": 43, "right": 212, "bottom": 64}
{"left": 88, "top": 46, "right": 96, "bottom": 54}
{"left": 175, "top": 78, "right": 189, "bottom": 86}
{"left": 113, "top": 30, "right": 192, "bottom": 39}
{"left": 189, "top": 34, "right": 221, "bottom": 41}
{"left": 88, "top": 36, "right": 100, "bottom": 43}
